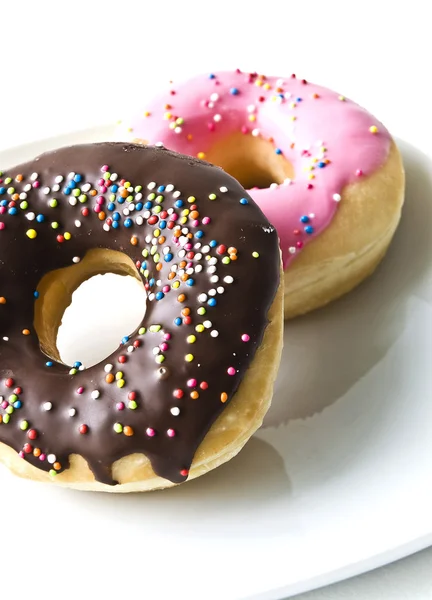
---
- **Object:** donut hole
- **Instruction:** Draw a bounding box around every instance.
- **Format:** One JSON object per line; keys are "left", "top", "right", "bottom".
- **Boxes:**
{"left": 34, "top": 249, "right": 146, "bottom": 368}
{"left": 202, "top": 132, "right": 294, "bottom": 189}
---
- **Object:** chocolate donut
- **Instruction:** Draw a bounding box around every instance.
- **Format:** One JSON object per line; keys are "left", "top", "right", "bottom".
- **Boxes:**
{"left": 0, "top": 142, "right": 283, "bottom": 491}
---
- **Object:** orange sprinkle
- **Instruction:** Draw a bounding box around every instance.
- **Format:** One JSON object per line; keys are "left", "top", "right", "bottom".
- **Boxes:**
{"left": 220, "top": 392, "right": 228, "bottom": 403}
{"left": 123, "top": 426, "right": 134, "bottom": 437}
{"left": 12, "top": 193, "right": 19, "bottom": 201}
{"left": 168, "top": 272, "right": 175, "bottom": 280}
{"left": 53, "top": 462, "right": 62, "bottom": 471}
{"left": 22, "top": 329, "right": 31, "bottom": 336}
{"left": 156, "top": 263, "right": 163, "bottom": 272}
{"left": 15, "top": 174, "right": 23, "bottom": 182}
{"left": 164, "top": 104, "right": 172, "bottom": 110}
{"left": 228, "top": 247, "right": 237, "bottom": 254}
{"left": 90, "top": 189, "right": 97, "bottom": 196}
{"left": 174, "top": 229, "right": 181, "bottom": 238}
{"left": 158, "top": 236, "right": 166, "bottom": 244}
{"left": 177, "top": 294, "right": 186, "bottom": 303}
{"left": 181, "top": 274, "right": 188, "bottom": 282}
{"left": 229, "top": 254, "right": 238, "bottom": 261}
{"left": 187, "top": 134, "right": 193, "bottom": 141}
{"left": 120, "top": 189, "right": 128, "bottom": 198}
{"left": 105, "top": 373, "right": 115, "bottom": 384}
{"left": 144, "top": 111, "right": 151, "bottom": 117}
{"left": 130, "top": 235, "right": 138, "bottom": 246}
{"left": 312, "top": 93, "right": 320, "bottom": 99}
{"left": 268, "top": 137, "right": 274, "bottom": 143}
{"left": 0, "top": 297, "right": 6, "bottom": 305}
{"left": 33, "top": 448, "right": 41, "bottom": 457}
{"left": 182, "top": 307, "right": 191, "bottom": 317}
{"left": 98, "top": 211, "right": 106, "bottom": 220}
{"left": 190, "top": 210, "right": 199, "bottom": 220}
{"left": 190, "top": 391, "right": 199, "bottom": 400}
{"left": 179, "top": 260, "right": 187, "bottom": 269}
{"left": 0, "top": 416, "right": 3, "bottom": 424}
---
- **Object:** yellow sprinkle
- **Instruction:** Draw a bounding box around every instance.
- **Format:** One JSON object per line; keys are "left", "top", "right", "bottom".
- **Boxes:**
{"left": 248, "top": 115, "right": 256, "bottom": 122}
{"left": 26, "top": 229, "right": 37, "bottom": 239}
{"left": 308, "top": 174, "right": 315, "bottom": 180}
{"left": 290, "top": 116, "right": 297, "bottom": 121}
{"left": 255, "top": 80, "right": 263, "bottom": 87}
{"left": 263, "top": 83, "right": 271, "bottom": 90}
{"left": 187, "top": 335, "right": 196, "bottom": 344}
{"left": 338, "top": 95, "right": 345, "bottom": 101}
{"left": 154, "top": 228, "right": 160, "bottom": 237}
{"left": 64, "top": 232, "right": 71, "bottom": 240}
{"left": 144, "top": 111, "right": 151, "bottom": 117}
{"left": 164, "top": 112, "right": 172, "bottom": 120}
{"left": 369, "top": 125, "right": 378, "bottom": 134}
{"left": 187, "top": 196, "right": 196, "bottom": 204}
{"left": 197, "top": 152, "right": 206, "bottom": 160}
{"left": 116, "top": 371, "right": 123, "bottom": 380}
{"left": 117, "top": 379, "right": 125, "bottom": 388}
{"left": 172, "top": 281, "right": 180, "bottom": 289}
{"left": 289, "top": 102, "right": 297, "bottom": 109}
{"left": 195, "top": 325, "right": 205, "bottom": 333}
{"left": 185, "top": 354, "right": 194, "bottom": 362}
{"left": 180, "top": 217, "right": 187, "bottom": 225}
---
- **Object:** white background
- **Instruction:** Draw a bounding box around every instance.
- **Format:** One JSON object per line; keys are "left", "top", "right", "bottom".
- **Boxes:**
{"left": 1, "top": 1, "right": 431, "bottom": 598}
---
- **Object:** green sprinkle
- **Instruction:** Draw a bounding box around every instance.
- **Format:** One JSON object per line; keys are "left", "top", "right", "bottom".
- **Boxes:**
{"left": 149, "top": 325, "right": 161, "bottom": 333}
{"left": 79, "top": 194, "right": 87, "bottom": 203}
{"left": 49, "top": 199, "right": 58, "bottom": 208}
{"left": 197, "top": 307, "right": 206, "bottom": 315}
{"left": 209, "top": 193, "right": 217, "bottom": 200}
{"left": 51, "top": 222, "right": 59, "bottom": 229}
{"left": 252, "top": 251, "right": 260, "bottom": 258}
{"left": 49, "top": 469, "right": 57, "bottom": 477}
{"left": 2, "top": 414, "right": 10, "bottom": 424}
{"left": 150, "top": 246, "right": 157, "bottom": 256}
{"left": 6, "top": 406, "right": 14, "bottom": 415}
{"left": 141, "top": 249, "right": 149, "bottom": 258}
{"left": 155, "top": 355, "right": 165, "bottom": 364}
{"left": 153, "top": 205, "right": 162, "bottom": 214}
{"left": 128, "top": 401, "right": 138, "bottom": 410}
{"left": 156, "top": 195, "right": 164, "bottom": 204}
{"left": 113, "top": 423, "right": 123, "bottom": 434}
{"left": 103, "top": 172, "right": 111, "bottom": 180}
{"left": 147, "top": 193, "right": 156, "bottom": 201}
{"left": 110, "top": 193, "right": 116, "bottom": 201}
{"left": 9, "top": 394, "right": 18, "bottom": 403}
{"left": 153, "top": 253, "right": 160, "bottom": 263}
{"left": 222, "top": 257, "right": 231, "bottom": 264}
{"left": 72, "top": 189, "right": 80, "bottom": 197}
{"left": 69, "top": 368, "right": 78, "bottom": 375}
{"left": 138, "top": 327, "right": 146, "bottom": 335}
{"left": 20, "top": 200, "right": 28, "bottom": 210}
{"left": 20, "top": 420, "right": 29, "bottom": 431}
{"left": 127, "top": 195, "right": 133, "bottom": 203}
{"left": 135, "top": 185, "right": 142, "bottom": 193}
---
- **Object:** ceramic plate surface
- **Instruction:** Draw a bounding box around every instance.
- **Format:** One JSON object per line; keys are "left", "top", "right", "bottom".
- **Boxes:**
{"left": 0, "top": 128, "right": 431, "bottom": 600}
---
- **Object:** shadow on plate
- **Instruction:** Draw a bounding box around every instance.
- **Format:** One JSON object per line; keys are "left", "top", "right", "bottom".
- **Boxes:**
{"left": 264, "top": 139, "right": 432, "bottom": 426}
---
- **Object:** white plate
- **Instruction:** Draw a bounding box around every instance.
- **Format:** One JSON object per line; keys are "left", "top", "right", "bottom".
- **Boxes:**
{"left": 0, "top": 128, "right": 431, "bottom": 600}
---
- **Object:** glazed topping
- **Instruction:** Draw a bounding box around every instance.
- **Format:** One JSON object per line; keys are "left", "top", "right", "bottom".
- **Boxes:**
{"left": 0, "top": 143, "right": 280, "bottom": 485}
{"left": 122, "top": 70, "right": 391, "bottom": 267}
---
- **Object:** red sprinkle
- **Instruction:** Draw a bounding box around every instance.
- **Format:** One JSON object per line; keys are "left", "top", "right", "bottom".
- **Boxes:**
{"left": 79, "top": 424, "right": 88, "bottom": 435}
{"left": 27, "top": 429, "right": 38, "bottom": 440}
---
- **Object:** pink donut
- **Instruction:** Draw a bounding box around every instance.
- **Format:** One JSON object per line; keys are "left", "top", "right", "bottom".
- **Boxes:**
{"left": 120, "top": 70, "right": 404, "bottom": 318}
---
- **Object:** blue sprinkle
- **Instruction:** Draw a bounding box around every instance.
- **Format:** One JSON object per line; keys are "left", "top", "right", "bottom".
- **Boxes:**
{"left": 155, "top": 292, "right": 165, "bottom": 301}
{"left": 208, "top": 298, "right": 217, "bottom": 307}
{"left": 157, "top": 185, "right": 165, "bottom": 193}
{"left": 13, "top": 400, "right": 22, "bottom": 409}
{"left": 159, "top": 220, "right": 167, "bottom": 229}
{"left": 0, "top": 200, "right": 8, "bottom": 206}
{"left": 318, "top": 162, "right": 326, "bottom": 168}
{"left": 300, "top": 215, "right": 310, "bottom": 223}
{"left": 121, "top": 336, "right": 129, "bottom": 344}
{"left": 164, "top": 253, "right": 173, "bottom": 262}
{"left": 136, "top": 202, "right": 143, "bottom": 211}
{"left": 195, "top": 230, "right": 204, "bottom": 238}
{"left": 144, "top": 201, "right": 153, "bottom": 209}
{"left": 73, "top": 174, "right": 82, "bottom": 183}
{"left": 124, "top": 218, "right": 133, "bottom": 228}
{"left": 117, "top": 197, "right": 125, "bottom": 204}
{"left": 305, "top": 225, "right": 314, "bottom": 234}
{"left": 174, "top": 200, "right": 184, "bottom": 208}
{"left": 73, "top": 361, "right": 82, "bottom": 368}
{"left": 149, "top": 278, "right": 155, "bottom": 287}
{"left": 33, "top": 291, "right": 39, "bottom": 299}
{"left": 230, "top": 87, "right": 239, "bottom": 95}
{"left": 296, "top": 97, "right": 303, "bottom": 102}
{"left": 209, "top": 240, "right": 217, "bottom": 248}
{"left": 186, "top": 278, "right": 195, "bottom": 286}
{"left": 208, "top": 73, "right": 216, "bottom": 79}
{"left": 275, "top": 148, "right": 282, "bottom": 155}
{"left": 278, "top": 93, "right": 285, "bottom": 100}
{"left": 63, "top": 187, "right": 71, "bottom": 195}
{"left": 45, "top": 361, "right": 53, "bottom": 368}
{"left": 0, "top": 188, "right": 5, "bottom": 195}
{"left": 112, "top": 221, "right": 119, "bottom": 229}
{"left": 8, "top": 207, "right": 18, "bottom": 215}
{"left": 240, "top": 198, "right": 249, "bottom": 205}
{"left": 108, "top": 202, "right": 115, "bottom": 211}
{"left": 36, "top": 214, "right": 45, "bottom": 223}
{"left": 174, "top": 317, "right": 182, "bottom": 326}
{"left": 111, "top": 185, "right": 118, "bottom": 193}
{"left": 112, "top": 212, "right": 120, "bottom": 221}
{"left": 142, "top": 261, "right": 147, "bottom": 270}
{"left": 68, "top": 180, "right": 76, "bottom": 189}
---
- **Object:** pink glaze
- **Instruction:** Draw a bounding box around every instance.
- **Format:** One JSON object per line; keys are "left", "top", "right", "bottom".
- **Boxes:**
{"left": 125, "top": 71, "right": 391, "bottom": 267}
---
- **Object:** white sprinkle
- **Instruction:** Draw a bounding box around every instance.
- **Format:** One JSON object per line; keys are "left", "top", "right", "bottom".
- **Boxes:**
{"left": 19, "top": 192, "right": 27, "bottom": 200}
{"left": 128, "top": 204, "right": 135, "bottom": 212}
{"left": 210, "top": 92, "right": 219, "bottom": 102}
{"left": 198, "top": 293, "right": 208, "bottom": 303}
{"left": 79, "top": 365, "right": 85, "bottom": 371}
{"left": 165, "top": 184, "right": 174, "bottom": 192}
{"left": 170, "top": 264, "right": 178, "bottom": 272}
{"left": 210, "top": 330, "right": 219, "bottom": 338}
{"left": 309, "top": 213, "right": 315, "bottom": 218}
{"left": 55, "top": 175, "right": 64, "bottom": 184}
{"left": 104, "top": 364, "right": 113, "bottom": 373}
{"left": 43, "top": 402, "right": 52, "bottom": 411}
{"left": 195, "top": 265, "right": 203, "bottom": 273}
{"left": 2, "top": 337, "right": 9, "bottom": 341}
{"left": 247, "top": 104, "right": 256, "bottom": 113}
{"left": 201, "top": 245, "right": 210, "bottom": 253}
{"left": 111, "top": 173, "right": 118, "bottom": 181}
{"left": 155, "top": 141, "right": 164, "bottom": 147}
{"left": 147, "top": 182, "right": 156, "bottom": 190}
{"left": 68, "top": 172, "right": 75, "bottom": 180}
{"left": 72, "top": 256, "right": 80, "bottom": 264}
{"left": 135, "top": 192, "right": 143, "bottom": 201}
{"left": 25, "top": 212, "right": 35, "bottom": 221}
{"left": 207, "top": 265, "right": 217, "bottom": 274}
{"left": 251, "top": 128, "right": 260, "bottom": 137}
{"left": 203, "top": 320, "right": 212, "bottom": 328}
{"left": 103, "top": 224, "right": 110, "bottom": 232}
{"left": 123, "top": 208, "right": 130, "bottom": 216}
{"left": 148, "top": 293, "right": 155, "bottom": 301}
{"left": 217, "top": 286, "right": 225, "bottom": 294}
{"left": 213, "top": 114, "right": 222, "bottom": 122}
{"left": 210, "top": 275, "right": 219, "bottom": 283}
{"left": 208, "top": 289, "right": 217, "bottom": 296}
{"left": 224, "top": 275, "right": 234, "bottom": 284}
{"left": 143, "top": 211, "right": 151, "bottom": 220}
{"left": 145, "top": 234, "right": 152, "bottom": 243}
{"left": 194, "top": 253, "right": 202, "bottom": 261}
{"left": 136, "top": 216, "right": 144, "bottom": 226}
{"left": 283, "top": 178, "right": 292, "bottom": 185}
{"left": 181, "top": 227, "right": 189, "bottom": 235}
{"left": 52, "top": 184, "right": 60, "bottom": 192}
{"left": 174, "top": 127, "right": 182, "bottom": 134}
{"left": 178, "top": 250, "right": 186, "bottom": 258}
{"left": 69, "top": 197, "right": 77, "bottom": 206}
{"left": 127, "top": 186, "right": 133, "bottom": 193}
{"left": 333, "top": 193, "right": 342, "bottom": 202}
{"left": 186, "top": 268, "right": 194, "bottom": 275}
{"left": 163, "top": 247, "right": 170, "bottom": 255}
{"left": 173, "top": 190, "right": 181, "bottom": 198}
{"left": 270, "top": 183, "right": 278, "bottom": 189}
{"left": 152, "top": 347, "right": 160, "bottom": 355}
{"left": 68, "top": 408, "right": 76, "bottom": 417}
{"left": 91, "top": 390, "right": 100, "bottom": 400}
{"left": 81, "top": 183, "right": 91, "bottom": 193}
{"left": 289, "top": 247, "right": 297, "bottom": 254}
{"left": 23, "top": 184, "right": 32, "bottom": 192}
{"left": 219, "top": 187, "right": 228, "bottom": 193}
{"left": 170, "top": 407, "right": 181, "bottom": 416}
{"left": 30, "top": 172, "right": 38, "bottom": 181}
{"left": 208, "top": 257, "right": 217, "bottom": 266}
{"left": 284, "top": 92, "right": 292, "bottom": 99}
{"left": 47, "top": 454, "right": 56, "bottom": 464}
{"left": 127, "top": 345, "right": 134, "bottom": 353}
{"left": 43, "top": 187, "right": 51, "bottom": 195}
{"left": 208, "top": 102, "right": 214, "bottom": 109}
{"left": 276, "top": 78, "right": 285, "bottom": 87}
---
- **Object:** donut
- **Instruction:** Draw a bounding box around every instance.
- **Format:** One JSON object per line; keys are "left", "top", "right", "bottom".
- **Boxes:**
{"left": 120, "top": 70, "right": 405, "bottom": 318}
{"left": 0, "top": 142, "right": 283, "bottom": 492}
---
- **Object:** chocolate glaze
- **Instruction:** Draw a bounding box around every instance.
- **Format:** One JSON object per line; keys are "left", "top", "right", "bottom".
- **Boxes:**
{"left": 0, "top": 143, "right": 280, "bottom": 486}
